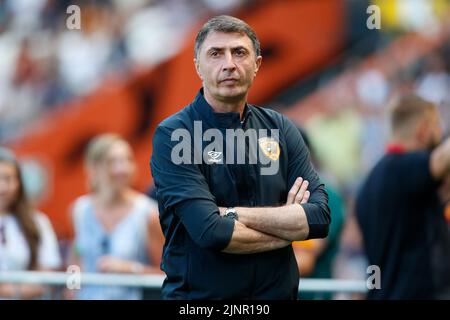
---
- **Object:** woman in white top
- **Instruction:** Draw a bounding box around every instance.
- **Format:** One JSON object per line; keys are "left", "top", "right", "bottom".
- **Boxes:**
{"left": 0, "top": 148, "right": 61, "bottom": 298}
{"left": 69, "top": 133, "right": 164, "bottom": 300}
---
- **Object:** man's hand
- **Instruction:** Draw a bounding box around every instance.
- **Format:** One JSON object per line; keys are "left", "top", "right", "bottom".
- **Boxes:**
{"left": 218, "top": 177, "right": 312, "bottom": 244}
{"left": 286, "top": 177, "right": 310, "bottom": 205}
{"left": 219, "top": 177, "right": 310, "bottom": 217}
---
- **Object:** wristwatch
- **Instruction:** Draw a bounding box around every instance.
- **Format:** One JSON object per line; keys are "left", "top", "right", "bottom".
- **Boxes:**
{"left": 224, "top": 207, "right": 238, "bottom": 220}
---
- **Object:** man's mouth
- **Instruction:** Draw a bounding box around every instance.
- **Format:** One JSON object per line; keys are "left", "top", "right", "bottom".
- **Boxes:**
{"left": 220, "top": 78, "right": 238, "bottom": 84}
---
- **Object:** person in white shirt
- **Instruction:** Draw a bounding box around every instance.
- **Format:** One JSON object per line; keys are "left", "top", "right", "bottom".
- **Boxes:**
{"left": 69, "top": 133, "right": 164, "bottom": 300}
{"left": 0, "top": 147, "right": 61, "bottom": 299}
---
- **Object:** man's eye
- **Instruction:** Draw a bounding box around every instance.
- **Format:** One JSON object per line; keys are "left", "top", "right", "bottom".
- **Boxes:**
{"left": 235, "top": 50, "right": 246, "bottom": 56}
{"left": 210, "top": 51, "right": 219, "bottom": 57}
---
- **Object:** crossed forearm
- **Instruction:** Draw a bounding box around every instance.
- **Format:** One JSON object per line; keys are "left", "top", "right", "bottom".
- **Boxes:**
{"left": 238, "top": 204, "right": 309, "bottom": 241}
{"left": 220, "top": 178, "right": 311, "bottom": 254}
{"left": 222, "top": 220, "right": 291, "bottom": 254}
{"left": 221, "top": 204, "right": 309, "bottom": 242}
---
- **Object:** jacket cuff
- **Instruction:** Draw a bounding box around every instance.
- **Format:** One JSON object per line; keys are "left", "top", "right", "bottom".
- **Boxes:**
{"left": 301, "top": 203, "right": 330, "bottom": 239}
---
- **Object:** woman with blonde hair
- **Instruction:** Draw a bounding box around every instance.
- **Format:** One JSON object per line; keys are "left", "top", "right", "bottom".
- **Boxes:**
{"left": 70, "top": 133, "right": 164, "bottom": 300}
{"left": 0, "top": 148, "right": 61, "bottom": 298}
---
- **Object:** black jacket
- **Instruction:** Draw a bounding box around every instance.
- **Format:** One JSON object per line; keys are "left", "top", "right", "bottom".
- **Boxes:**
{"left": 151, "top": 89, "right": 330, "bottom": 299}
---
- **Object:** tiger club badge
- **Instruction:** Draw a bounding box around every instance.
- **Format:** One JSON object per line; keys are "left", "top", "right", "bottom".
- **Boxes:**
{"left": 258, "top": 137, "right": 280, "bottom": 161}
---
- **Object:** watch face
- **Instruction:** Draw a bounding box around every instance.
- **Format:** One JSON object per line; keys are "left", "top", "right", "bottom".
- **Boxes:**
{"left": 225, "top": 209, "right": 238, "bottom": 220}
{"left": 228, "top": 212, "right": 237, "bottom": 219}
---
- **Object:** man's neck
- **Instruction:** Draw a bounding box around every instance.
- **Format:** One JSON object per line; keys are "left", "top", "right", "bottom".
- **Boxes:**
{"left": 203, "top": 88, "right": 247, "bottom": 119}
{"left": 388, "top": 137, "right": 421, "bottom": 152}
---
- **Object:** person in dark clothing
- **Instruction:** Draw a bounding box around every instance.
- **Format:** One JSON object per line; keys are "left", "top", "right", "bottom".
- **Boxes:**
{"left": 356, "top": 95, "right": 450, "bottom": 299}
{"left": 150, "top": 15, "right": 330, "bottom": 300}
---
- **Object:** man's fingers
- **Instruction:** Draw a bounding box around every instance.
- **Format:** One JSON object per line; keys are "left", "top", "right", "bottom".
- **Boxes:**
{"left": 287, "top": 178, "right": 310, "bottom": 204}
{"left": 294, "top": 180, "right": 309, "bottom": 204}
{"left": 286, "top": 177, "right": 303, "bottom": 204}
{"left": 300, "top": 190, "right": 310, "bottom": 204}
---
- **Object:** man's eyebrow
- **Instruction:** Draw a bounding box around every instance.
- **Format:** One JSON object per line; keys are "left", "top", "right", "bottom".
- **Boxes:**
{"left": 206, "top": 45, "right": 250, "bottom": 52}
{"left": 232, "top": 46, "right": 249, "bottom": 51}
{"left": 206, "top": 47, "right": 224, "bottom": 52}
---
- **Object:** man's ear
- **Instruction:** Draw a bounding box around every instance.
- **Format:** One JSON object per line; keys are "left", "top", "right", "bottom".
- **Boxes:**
{"left": 254, "top": 56, "right": 262, "bottom": 75}
{"left": 194, "top": 58, "right": 203, "bottom": 80}
{"left": 415, "top": 119, "right": 430, "bottom": 146}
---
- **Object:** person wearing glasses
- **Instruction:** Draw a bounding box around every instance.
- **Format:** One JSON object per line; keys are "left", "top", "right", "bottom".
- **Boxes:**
{"left": 69, "top": 134, "right": 164, "bottom": 300}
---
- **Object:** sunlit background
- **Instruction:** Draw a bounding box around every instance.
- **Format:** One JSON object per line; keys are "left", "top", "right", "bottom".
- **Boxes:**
{"left": 0, "top": 0, "right": 449, "bottom": 299}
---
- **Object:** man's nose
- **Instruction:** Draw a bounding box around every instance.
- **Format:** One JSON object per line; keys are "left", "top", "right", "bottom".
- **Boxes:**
{"left": 222, "top": 51, "right": 236, "bottom": 72}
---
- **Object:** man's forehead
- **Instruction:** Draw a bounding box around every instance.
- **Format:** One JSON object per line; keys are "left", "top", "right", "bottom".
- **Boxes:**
{"left": 202, "top": 31, "right": 252, "bottom": 50}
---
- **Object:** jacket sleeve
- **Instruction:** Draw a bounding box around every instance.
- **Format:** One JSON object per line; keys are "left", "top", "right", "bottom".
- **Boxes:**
{"left": 282, "top": 116, "right": 331, "bottom": 239}
{"left": 150, "top": 125, "right": 235, "bottom": 250}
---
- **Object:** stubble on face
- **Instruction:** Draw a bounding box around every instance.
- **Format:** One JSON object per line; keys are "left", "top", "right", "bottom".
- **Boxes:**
{"left": 195, "top": 31, "right": 261, "bottom": 107}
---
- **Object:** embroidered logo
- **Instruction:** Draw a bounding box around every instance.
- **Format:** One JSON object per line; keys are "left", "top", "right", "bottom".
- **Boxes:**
{"left": 207, "top": 151, "right": 222, "bottom": 164}
{"left": 258, "top": 137, "right": 280, "bottom": 161}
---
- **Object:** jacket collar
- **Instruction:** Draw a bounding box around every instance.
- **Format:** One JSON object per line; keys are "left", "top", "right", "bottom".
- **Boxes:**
{"left": 192, "top": 88, "right": 252, "bottom": 129}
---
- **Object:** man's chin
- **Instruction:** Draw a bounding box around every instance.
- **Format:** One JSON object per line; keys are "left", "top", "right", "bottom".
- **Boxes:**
{"left": 218, "top": 87, "right": 246, "bottom": 101}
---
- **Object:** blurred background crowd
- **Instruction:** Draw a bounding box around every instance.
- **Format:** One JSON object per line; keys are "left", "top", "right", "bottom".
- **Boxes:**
{"left": 0, "top": 0, "right": 250, "bottom": 141}
{"left": 0, "top": 0, "right": 449, "bottom": 299}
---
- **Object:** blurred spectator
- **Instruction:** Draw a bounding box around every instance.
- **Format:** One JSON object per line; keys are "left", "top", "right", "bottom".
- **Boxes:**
{"left": 307, "top": 108, "right": 362, "bottom": 187}
{"left": 123, "top": 1, "right": 194, "bottom": 68}
{"left": 292, "top": 128, "right": 346, "bottom": 300}
{"left": 0, "top": 147, "right": 61, "bottom": 299}
{"left": 57, "top": 3, "right": 117, "bottom": 96}
{"left": 5, "top": 0, "right": 48, "bottom": 33}
{"left": 355, "top": 67, "right": 391, "bottom": 172}
{"left": 291, "top": 35, "right": 449, "bottom": 300}
{"left": 356, "top": 95, "right": 450, "bottom": 299}
{"left": 416, "top": 52, "right": 450, "bottom": 107}
{"left": 68, "top": 134, "right": 164, "bottom": 300}
{"left": 0, "top": 0, "right": 250, "bottom": 143}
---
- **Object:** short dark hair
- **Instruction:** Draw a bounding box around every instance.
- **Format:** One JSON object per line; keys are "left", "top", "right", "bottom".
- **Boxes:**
{"left": 390, "top": 94, "right": 437, "bottom": 137}
{"left": 194, "top": 15, "right": 261, "bottom": 59}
